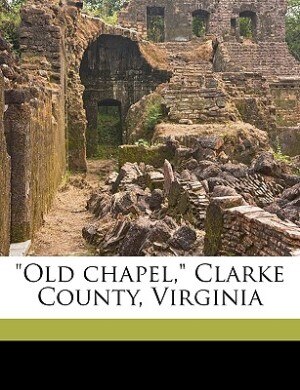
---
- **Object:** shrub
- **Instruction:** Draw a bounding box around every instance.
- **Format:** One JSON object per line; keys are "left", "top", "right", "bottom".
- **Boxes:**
{"left": 144, "top": 101, "right": 164, "bottom": 135}
{"left": 0, "top": 1, "right": 25, "bottom": 53}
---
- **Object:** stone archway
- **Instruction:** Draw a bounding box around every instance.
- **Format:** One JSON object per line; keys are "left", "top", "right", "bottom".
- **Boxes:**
{"left": 66, "top": 13, "right": 169, "bottom": 171}
{"left": 65, "top": 13, "right": 141, "bottom": 172}
{"left": 78, "top": 33, "right": 170, "bottom": 158}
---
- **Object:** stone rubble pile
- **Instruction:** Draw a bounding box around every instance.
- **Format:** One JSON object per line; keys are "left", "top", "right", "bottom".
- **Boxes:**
{"left": 82, "top": 138, "right": 300, "bottom": 256}
{"left": 83, "top": 160, "right": 205, "bottom": 256}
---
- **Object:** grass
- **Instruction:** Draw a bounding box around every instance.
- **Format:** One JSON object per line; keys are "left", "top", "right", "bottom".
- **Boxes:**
{"left": 273, "top": 142, "right": 291, "bottom": 164}
{"left": 92, "top": 145, "right": 119, "bottom": 161}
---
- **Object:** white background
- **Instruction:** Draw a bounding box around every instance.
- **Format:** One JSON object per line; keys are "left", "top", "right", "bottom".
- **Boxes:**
{"left": 0, "top": 257, "right": 298, "bottom": 319}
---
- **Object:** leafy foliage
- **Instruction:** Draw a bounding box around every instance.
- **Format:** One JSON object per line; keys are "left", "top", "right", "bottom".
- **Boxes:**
{"left": 274, "top": 139, "right": 291, "bottom": 163}
{"left": 192, "top": 15, "right": 207, "bottom": 38}
{"left": 134, "top": 139, "right": 150, "bottom": 147}
{"left": 147, "top": 15, "right": 164, "bottom": 42}
{"left": 240, "top": 17, "right": 253, "bottom": 39}
{"left": 144, "top": 101, "right": 164, "bottom": 136}
{"left": 84, "top": 0, "right": 126, "bottom": 24}
{"left": 0, "top": 0, "right": 25, "bottom": 52}
{"left": 84, "top": 0, "right": 125, "bottom": 15}
{"left": 286, "top": 0, "right": 300, "bottom": 61}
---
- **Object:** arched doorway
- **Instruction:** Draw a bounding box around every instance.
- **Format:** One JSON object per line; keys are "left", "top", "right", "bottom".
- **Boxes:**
{"left": 192, "top": 10, "right": 210, "bottom": 37}
{"left": 147, "top": 6, "right": 165, "bottom": 42}
{"left": 97, "top": 99, "right": 122, "bottom": 146}
{"left": 79, "top": 34, "right": 170, "bottom": 157}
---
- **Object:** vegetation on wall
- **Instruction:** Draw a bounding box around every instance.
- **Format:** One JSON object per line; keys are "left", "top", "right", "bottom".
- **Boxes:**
{"left": 144, "top": 100, "right": 164, "bottom": 136}
{"left": 125, "top": 93, "right": 167, "bottom": 144}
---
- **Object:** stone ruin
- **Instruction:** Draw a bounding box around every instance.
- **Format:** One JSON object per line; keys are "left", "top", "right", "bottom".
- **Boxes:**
{"left": 0, "top": 0, "right": 300, "bottom": 256}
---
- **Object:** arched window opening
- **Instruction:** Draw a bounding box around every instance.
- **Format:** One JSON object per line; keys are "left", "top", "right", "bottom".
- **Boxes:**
{"left": 192, "top": 10, "right": 210, "bottom": 37}
{"left": 239, "top": 11, "right": 257, "bottom": 40}
{"left": 231, "top": 18, "right": 237, "bottom": 36}
{"left": 147, "top": 7, "right": 165, "bottom": 42}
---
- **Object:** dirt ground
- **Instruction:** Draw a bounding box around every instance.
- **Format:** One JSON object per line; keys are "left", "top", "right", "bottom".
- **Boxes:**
{"left": 30, "top": 160, "right": 116, "bottom": 256}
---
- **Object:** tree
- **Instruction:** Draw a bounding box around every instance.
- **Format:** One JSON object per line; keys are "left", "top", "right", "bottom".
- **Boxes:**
{"left": 0, "top": 0, "right": 26, "bottom": 52}
{"left": 84, "top": 0, "right": 127, "bottom": 24}
{"left": 84, "top": 0, "right": 126, "bottom": 16}
{"left": 286, "top": 0, "right": 300, "bottom": 60}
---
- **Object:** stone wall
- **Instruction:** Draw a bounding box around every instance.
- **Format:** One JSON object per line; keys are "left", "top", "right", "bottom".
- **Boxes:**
{"left": 1, "top": 0, "right": 297, "bottom": 250}
{"left": 221, "top": 72, "right": 276, "bottom": 132}
{"left": 0, "top": 71, "right": 11, "bottom": 256}
{"left": 204, "top": 196, "right": 300, "bottom": 256}
{"left": 214, "top": 42, "right": 300, "bottom": 76}
{"left": 270, "top": 78, "right": 300, "bottom": 156}
{"left": 61, "top": 5, "right": 148, "bottom": 170}
{"left": 3, "top": 1, "right": 67, "bottom": 243}
{"left": 119, "top": 0, "right": 287, "bottom": 42}
{"left": 4, "top": 85, "right": 65, "bottom": 243}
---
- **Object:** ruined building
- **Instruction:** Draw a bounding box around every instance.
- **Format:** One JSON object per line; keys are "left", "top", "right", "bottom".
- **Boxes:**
{"left": 0, "top": 0, "right": 300, "bottom": 256}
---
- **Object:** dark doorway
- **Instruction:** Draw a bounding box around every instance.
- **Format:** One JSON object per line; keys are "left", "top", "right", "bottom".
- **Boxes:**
{"left": 147, "top": 6, "right": 165, "bottom": 42}
{"left": 231, "top": 18, "right": 237, "bottom": 36}
{"left": 98, "top": 99, "right": 122, "bottom": 147}
{"left": 239, "top": 11, "right": 257, "bottom": 40}
{"left": 192, "top": 10, "right": 210, "bottom": 37}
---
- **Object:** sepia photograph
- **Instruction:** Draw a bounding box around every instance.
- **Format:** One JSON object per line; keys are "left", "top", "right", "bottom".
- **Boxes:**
{"left": 1, "top": 0, "right": 300, "bottom": 258}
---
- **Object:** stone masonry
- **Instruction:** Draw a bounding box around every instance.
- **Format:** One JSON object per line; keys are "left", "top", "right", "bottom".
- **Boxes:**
{"left": 119, "top": 0, "right": 287, "bottom": 42}
{"left": 0, "top": 70, "right": 11, "bottom": 256}
{"left": 2, "top": 2, "right": 67, "bottom": 243}
{"left": 120, "top": 0, "right": 300, "bottom": 155}
{"left": 204, "top": 196, "right": 300, "bottom": 256}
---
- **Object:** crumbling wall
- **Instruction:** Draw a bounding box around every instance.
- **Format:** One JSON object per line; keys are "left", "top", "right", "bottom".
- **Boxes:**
{"left": 62, "top": 5, "right": 144, "bottom": 170}
{"left": 4, "top": 86, "right": 64, "bottom": 243}
{"left": 3, "top": 1, "right": 67, "bottom": 243}
{"left": 204, "top": 196, "right": 300, "bottom": 256}
{"left": 0, "top": 71, "right": 11, "bottom": 256}
{"left": 270, "top": 78, "right": 300, "bottom": 156}
{"left": 221, "top": 72, "right": 276, "bottom": 132}
{"left": 119, "top": 0, "right": 287, "bottom": 42}
{"left": 1, "top": 0, "right": 168, "bottom": 246}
